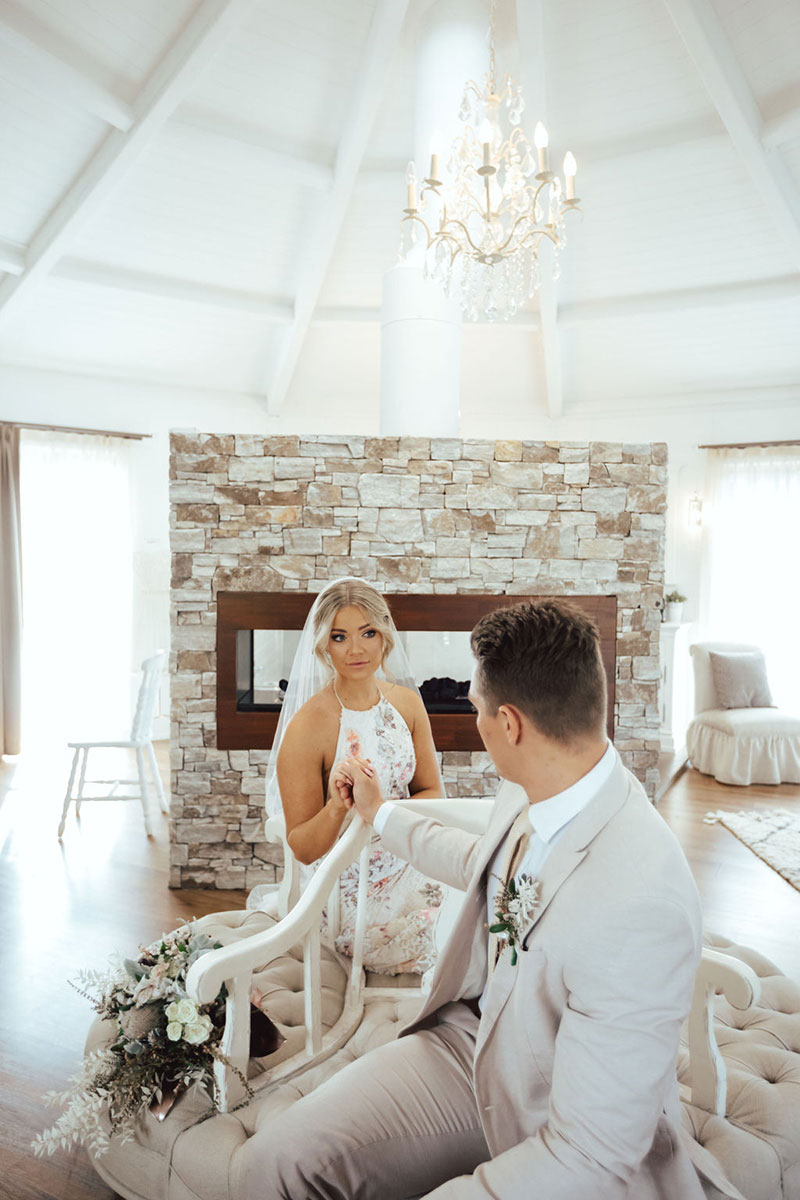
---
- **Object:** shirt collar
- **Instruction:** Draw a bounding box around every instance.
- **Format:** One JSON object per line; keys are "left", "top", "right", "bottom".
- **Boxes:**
{"left": 525, "top": 740, "right": 616, "bottom": 844}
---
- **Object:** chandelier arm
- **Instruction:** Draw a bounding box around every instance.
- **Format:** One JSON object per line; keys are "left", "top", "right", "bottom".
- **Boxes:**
{"left": 435, "top": 218, "right": 490, "bottom": 258}
{"left": 402, "top": 213, "right": 436, "bottom": 251}
{"left": 487, "top": 217, "right": 559, "bottom": 259}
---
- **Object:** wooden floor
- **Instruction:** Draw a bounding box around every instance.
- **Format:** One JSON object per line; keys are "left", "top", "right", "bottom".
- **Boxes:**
{"left": 0, "top": 744, "right": 245, "bottom": 1200}
{"left": 1, "top": 744, "right": 798, "bottom": 1200}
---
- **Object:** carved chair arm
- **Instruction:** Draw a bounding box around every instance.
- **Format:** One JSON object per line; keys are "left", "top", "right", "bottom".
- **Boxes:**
{"left": 688, "top": 947, "right": 760, "bottom": 1116}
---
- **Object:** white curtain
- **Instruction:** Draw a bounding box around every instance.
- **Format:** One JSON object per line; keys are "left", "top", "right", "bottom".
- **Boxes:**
{"left": 700, "top": 446, "right": 800, "bottom": 711}
{"left": 0, "top": 425, "right": 23, "bottom": 755}
{"left": 20, "top": 430, "right": 134, "bottom": 748}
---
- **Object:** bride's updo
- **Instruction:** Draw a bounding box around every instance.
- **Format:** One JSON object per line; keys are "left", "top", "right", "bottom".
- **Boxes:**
{"left": 312, "top": 580, "right": 396, "bottom": 675}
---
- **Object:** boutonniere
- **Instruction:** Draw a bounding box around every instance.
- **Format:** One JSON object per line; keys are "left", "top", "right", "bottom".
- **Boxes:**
{"left": 488, "top": 874, "right": 540, "bottom": 966}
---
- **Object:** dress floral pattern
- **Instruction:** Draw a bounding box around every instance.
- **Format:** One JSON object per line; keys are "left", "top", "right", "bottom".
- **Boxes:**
{"left": 320, "top": 693, "right": 442, "bottom": 976}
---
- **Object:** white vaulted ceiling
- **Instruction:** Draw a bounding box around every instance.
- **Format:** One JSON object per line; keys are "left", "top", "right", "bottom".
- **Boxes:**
{"left": 0, "top": 0, "right": 799, "bottom": 422}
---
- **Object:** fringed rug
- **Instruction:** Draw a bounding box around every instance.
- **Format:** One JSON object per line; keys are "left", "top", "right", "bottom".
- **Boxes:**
{"left": 705, "top": 808, "right": 800, "bottom": 893}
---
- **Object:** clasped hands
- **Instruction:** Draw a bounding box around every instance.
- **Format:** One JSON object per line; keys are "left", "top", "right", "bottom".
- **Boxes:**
{"left": 329, "top": 756, "right": 385, "bottom": 825}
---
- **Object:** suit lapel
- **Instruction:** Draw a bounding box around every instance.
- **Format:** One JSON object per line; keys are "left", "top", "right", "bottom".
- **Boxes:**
{"left": 409, "top": 781, "right": 527, "bottom": 1026}
{"left": 520, "top": 754, "right": 631, "bottom": 948}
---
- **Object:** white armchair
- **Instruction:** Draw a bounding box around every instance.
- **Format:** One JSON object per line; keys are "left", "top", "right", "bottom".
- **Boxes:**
{"left": 686, "top": 641, "right": 800, "bottom": 785}
{"left": 83, "top": 797, "right": 800, "bottom": 1200}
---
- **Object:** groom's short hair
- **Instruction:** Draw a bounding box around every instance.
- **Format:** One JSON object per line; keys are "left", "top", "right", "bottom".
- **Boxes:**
{"left": 470, "top": 600, "right": 606, "bottom": 743}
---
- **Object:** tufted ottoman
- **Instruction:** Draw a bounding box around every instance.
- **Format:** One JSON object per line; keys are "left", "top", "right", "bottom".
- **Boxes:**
{"left": 85, "top": 912, "right": 800, "bottom": 1200}
{"left": 679, "top": 933, "right": 800, "bottom": 1200}
{"left": 85, "top": 909, "right": 423, "bottom": 1200}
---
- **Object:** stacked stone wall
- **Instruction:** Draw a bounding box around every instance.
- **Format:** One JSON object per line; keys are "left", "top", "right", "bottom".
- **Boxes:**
{"left": 170, "top": 433, "right": 666, "bottom": 889}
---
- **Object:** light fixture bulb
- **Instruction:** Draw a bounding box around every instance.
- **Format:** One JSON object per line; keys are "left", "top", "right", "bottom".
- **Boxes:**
{"left": 563, "top": 151, "right": 577, "bottom": 176}
{"left": 534, "top": 121, "right": 549, "bottom": 148}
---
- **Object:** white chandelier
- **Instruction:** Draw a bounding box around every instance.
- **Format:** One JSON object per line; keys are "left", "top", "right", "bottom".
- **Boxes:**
{"left": 398, "top": 0, "right": 581, "bottom": 322}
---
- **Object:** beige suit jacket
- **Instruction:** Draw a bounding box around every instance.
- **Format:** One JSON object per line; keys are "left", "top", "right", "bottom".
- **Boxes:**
{"left": 378, "top": 752, "right": 730, "bottom": 1200}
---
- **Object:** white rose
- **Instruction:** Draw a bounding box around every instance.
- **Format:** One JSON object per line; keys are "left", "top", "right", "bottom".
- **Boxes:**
{"left": 182, "top": 1015, "right": 213, "bottom": 1045}
{"left": 165, "top": 1001, "right": 181, "bottom": 1021}
{"left": 174, "top": 998, "right": 198, "bottom": 1024}
{"left": 166, "top": 1021, "right": 183, "bottom": 1041}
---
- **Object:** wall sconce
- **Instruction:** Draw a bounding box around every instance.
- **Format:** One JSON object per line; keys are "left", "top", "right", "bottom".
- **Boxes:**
{"left": 688, "top": 493, "right": 703, "bottom": 529}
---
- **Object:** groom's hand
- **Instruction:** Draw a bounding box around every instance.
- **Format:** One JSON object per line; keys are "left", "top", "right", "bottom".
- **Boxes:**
{"left": 346, "top": 756, "right": 385, "bottom": 825}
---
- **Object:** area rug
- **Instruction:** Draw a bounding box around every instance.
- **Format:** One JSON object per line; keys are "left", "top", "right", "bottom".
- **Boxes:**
{"left": 704, "top": 808, "right": 800, "bottom": 892}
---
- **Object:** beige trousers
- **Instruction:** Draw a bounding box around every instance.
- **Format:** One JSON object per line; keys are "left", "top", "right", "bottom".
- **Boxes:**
{"left": 236, "top": 1004, "right": 489, "bottom": 1200}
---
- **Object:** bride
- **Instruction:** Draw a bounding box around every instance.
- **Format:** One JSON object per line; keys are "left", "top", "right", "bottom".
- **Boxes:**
{"left": 263, "top": 578, "right": 444, "bottom": 976}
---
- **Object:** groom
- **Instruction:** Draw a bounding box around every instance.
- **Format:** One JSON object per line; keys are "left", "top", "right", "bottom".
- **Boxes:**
{"left": 241, "top": 600, "right": 735, "bottom": 1199}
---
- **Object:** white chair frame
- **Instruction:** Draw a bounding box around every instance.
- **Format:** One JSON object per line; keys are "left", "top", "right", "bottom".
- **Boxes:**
{"left": 58, "top": 650, "right": 168, "bottom": 839}
{"left": 186, "top": 797, "right": 760, "bottom": 1121}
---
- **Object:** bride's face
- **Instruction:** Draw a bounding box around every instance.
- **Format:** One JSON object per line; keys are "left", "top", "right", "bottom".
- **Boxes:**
{"left": 327, "top": 605, "right": 384, "bottom": 681}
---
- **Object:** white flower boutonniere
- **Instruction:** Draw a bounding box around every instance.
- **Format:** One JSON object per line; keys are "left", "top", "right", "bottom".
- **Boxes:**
{"left": 488, "top": 873, "right": 540, "bottom": 966}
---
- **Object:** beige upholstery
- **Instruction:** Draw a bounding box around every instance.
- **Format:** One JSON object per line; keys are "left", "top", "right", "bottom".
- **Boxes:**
{"left": 85, "top": 912, "right": 800, "bottom": 1200}
{"left": 680, "top": 933, "right": 800, "bottom": 1200}
{"left": 687, "top": 642, "right": 800, "bottom": 785}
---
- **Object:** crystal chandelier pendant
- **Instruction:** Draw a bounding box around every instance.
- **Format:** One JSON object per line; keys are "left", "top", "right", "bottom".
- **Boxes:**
{"left": 397, "top": 1, "right": 581, "bottom": 322}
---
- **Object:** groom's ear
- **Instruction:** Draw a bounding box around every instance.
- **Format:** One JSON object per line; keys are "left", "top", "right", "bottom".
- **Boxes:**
{"left": 498, "top": 704, "right": 523, "bottom": 746}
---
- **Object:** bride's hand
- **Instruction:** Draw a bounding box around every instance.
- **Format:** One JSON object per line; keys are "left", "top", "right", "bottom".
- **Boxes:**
{"left": 328, "top": 759, "right": 357, "bottom": 811}
{"left": 346, "top": 756, "right": 384, "bottom": 825}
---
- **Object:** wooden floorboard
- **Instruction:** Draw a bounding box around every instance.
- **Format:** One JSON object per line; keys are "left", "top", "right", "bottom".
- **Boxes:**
{"left": 1, "top": 744, "right": 798, "bottom": 1199}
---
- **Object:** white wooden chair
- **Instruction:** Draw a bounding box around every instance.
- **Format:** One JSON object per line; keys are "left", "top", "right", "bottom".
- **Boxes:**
{"left": 58, "top": 650, "right": 168, "bottom": 839}
{"left": 83, "top": 796, "right": 800, "bottom": 1200}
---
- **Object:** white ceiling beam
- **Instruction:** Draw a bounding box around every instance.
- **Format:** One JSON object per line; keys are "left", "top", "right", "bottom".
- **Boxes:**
{"left": 664, "top": 0, "right": 800, "bottom": 268}
{"left": 515, "top": 0, "right": 563, "bottom": 419}
{"left": 0, "top": 0, "right": 134, "bottom": 130}
{"left": 0, "top": 238, "right": 25, "bottom": 276}
{"left": 54, "top": 259, "right": 294, "bottom": 320}
{"left": 764, "top": 101, "right": 800, "bottom": 149}
{"left": 0, "top": 0, "right": 257, "bottom": 328}
{"left": 561, "top": 275, "right": 800, "bottom": 324}
{"left": 172, "top": 107, "right": 334, "bottom": 190}
{"left": 263, "top": 0, "right": 410, "bottom": 414}
{"left": 28, "top": 262, "right": 796, "bottom": 326}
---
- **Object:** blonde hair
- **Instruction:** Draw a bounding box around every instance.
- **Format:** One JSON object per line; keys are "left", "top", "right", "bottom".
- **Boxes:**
{"left": 312, "top": 581, "right": 395, "bottom": 677}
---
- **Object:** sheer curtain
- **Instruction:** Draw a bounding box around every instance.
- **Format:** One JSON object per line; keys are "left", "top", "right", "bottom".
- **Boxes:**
{"left": 0, "top": 425, "right": 23, "bottom": 755}
{"left": 700, "top": 446, "right": 800, "bottom": 710}
{"left": 20, "top": 430, "right": 134, "bottom": 749}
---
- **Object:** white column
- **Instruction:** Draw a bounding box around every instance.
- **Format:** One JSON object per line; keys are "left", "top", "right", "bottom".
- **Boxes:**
{"left": 379, "top": 0, "right": 487, "bottom": 437}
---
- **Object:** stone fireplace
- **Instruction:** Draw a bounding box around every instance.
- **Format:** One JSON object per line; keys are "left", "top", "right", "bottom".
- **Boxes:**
{"left": 169, "top": 433, "right": 666, "bottom": 889}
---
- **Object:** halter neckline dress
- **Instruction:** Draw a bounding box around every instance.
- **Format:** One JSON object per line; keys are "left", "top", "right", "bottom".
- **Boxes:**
{"left": 322, "top": 688, "right": 442, "bottom": 976}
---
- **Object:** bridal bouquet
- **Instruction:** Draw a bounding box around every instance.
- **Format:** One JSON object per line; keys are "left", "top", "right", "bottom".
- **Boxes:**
{"left": 33, "top": 921, "right": 278, "bottom": 1158}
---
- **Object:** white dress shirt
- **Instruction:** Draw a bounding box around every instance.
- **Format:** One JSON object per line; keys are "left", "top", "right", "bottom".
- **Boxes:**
{"left": 374, "top": 740, "right": 616, "bottom": 1008}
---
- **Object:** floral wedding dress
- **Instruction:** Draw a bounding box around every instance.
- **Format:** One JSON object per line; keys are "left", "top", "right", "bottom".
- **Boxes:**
{"left": 320, "top": 690, "right": 443, "bottom": 976}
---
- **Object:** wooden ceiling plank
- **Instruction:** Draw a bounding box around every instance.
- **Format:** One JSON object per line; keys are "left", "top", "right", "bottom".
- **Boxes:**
{"left": 0, "top": 0, "right": 257, "bottom": 327}
{"left": 515, "top": 0, "right": 563, "bottom": 419}
{"left": 664, "top": 0, "right": 800, "bottom": 268}
{"left": 263, "top": 0, "right": 410, "bottom": 414}
{"left": 0, "top": 0, "right": 134, "bottom": 130}
{"left": 172, "top": 108, "right": 334, "bottom": 190}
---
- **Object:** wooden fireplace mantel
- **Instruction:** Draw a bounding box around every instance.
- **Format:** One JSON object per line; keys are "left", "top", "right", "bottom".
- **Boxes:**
{"left": 216, "top": 591, "right": 617, "bottom": 751}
